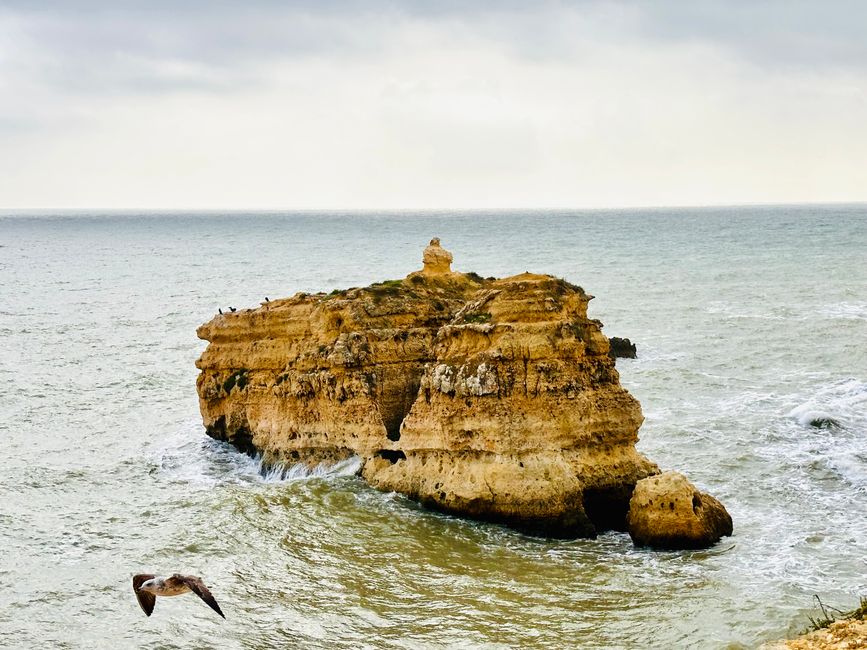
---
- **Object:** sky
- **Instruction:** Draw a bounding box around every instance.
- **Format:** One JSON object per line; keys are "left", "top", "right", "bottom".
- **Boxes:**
{"left": 1, "top": 1, "right": 866, "bottom": 209}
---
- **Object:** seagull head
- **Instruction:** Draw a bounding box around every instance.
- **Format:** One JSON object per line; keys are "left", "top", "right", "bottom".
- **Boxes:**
{"left": 138, "top": 578, "right": 158, "bottom": 593}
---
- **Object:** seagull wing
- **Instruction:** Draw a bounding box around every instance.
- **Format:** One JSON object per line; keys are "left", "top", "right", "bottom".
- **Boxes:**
{"left": 175, "top": 575, "right": 225, "bottom": 619}
{"left": 132, "top": 574, "right": 156, "bottom": 616}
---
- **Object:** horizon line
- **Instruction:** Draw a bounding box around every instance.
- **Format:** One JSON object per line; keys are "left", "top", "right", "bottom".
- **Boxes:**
{"left": 2, "top": 200, "right": 866, "bottom": 214}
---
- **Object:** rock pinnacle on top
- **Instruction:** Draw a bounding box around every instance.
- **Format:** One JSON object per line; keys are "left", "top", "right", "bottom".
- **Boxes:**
{"left": 422, "top": 238, "right": 453, "bottom": 275}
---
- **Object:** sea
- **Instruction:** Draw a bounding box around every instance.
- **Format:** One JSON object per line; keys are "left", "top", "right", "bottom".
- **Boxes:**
{"left": 1, "top": 206, "right": 865, "bottom": 649}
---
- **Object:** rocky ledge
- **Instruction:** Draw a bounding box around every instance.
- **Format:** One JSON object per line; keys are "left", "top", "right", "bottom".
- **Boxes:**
{"left": 764, "top": 620, "right": 867, "bottom": 650}
{"left": 195, "top": 239, "right": 732, "bottom": 546}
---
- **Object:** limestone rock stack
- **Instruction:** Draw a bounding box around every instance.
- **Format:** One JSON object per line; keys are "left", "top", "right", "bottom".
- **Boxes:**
{"left": 195, "top": 240, "right": 731, "bottom": 545}
{"left": 626, "top": 471, "right": 733, "bottom": 549}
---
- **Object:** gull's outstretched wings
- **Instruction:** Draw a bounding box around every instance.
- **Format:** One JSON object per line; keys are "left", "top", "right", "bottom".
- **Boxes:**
{"left": 174, "top": 574, "right": 225, "bottom": 619}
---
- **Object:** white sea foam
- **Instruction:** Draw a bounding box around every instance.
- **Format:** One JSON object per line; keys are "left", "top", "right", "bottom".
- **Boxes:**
{"left": 705, "top": 301, "right": 792, "bottom": 321}
{"left": 251, "top": 454, "right": 363, "bottom": 483}
{"left": 816, "top": 302, "right": 867, "bottom": 320}
{"left": 779, "top": 379, "right": 867, "bottom": 491}
{"left": 825, "top": 453, "right": 867, "bottom": 491}
{"left": 151, "top": 420, "right": 363, "bottom": 486}
{"left": 788, "top": 406, "right": 840, "bottom": 429}
{"left": 707, "top": 300, "right": 867, "bottom": 322}
{"left": 787, "top": 378, "right": 867, "bottom": 430}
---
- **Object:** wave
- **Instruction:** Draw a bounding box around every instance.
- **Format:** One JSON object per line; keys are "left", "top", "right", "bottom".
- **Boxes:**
{"left": 781, "top": 378, "right": 867, "bottom": 491}
{"left": 825, "top": 452, "right": 867, "bottom": 490}
{"left": 706, "top": 300, "right": 867, "bottom": 321}
{"left": 816, "top": 302, "right": 867, "bottom": 320}
{"left": 705, "top": 301, "right": 795, "bottom": 321}
{"left": 248, "top": 454, "right": 363, "bottom": 482}
{"left": 788, "top": 406, "right": 841, "bottom": 429}
{"left": 150, "top": 420, "right": 363, "bottom": 487}
{"left": 787, "top": 378, "right": 867, "bottom": 431}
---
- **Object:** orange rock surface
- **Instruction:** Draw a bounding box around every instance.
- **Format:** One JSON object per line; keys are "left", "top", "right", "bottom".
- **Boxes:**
{"left": 763, "top": 620, "right": 867, "bottom": 649}
{"left": 196, "top": 240, "right": 729, "bottom": 540}
{"left": 627, "top": 471, "right": 733, "bottom": 549}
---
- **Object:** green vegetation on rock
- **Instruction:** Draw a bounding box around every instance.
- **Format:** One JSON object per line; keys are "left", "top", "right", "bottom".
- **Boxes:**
{"left": 462, "top": 312, "right": 492, "bottom": 324}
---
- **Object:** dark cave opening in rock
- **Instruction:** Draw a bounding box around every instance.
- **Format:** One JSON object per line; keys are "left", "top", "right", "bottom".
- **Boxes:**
{"left": 376, "top": 449, "right": 407, "bottom": 464}
{"left": 374, "top": 366, "right": 423, "bottom": 443}
{"left": 582, "top": 485, "right": 634, "bottom": 533}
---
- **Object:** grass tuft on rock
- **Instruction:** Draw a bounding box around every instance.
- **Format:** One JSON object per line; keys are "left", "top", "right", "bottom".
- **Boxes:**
{"left": 805, "top": 595, "right": 867, "bottom": 632}
{"left": 365, "top": 279, "right": 405, "bottom": 303}
{"left": 371, "top": 279, "right": 403, "bottom": 288}
{"left": 462, "top": 312, "right": 492, "bottom": 324}
{"left": 322, "top": 288, "right": 349, "bottom": 300}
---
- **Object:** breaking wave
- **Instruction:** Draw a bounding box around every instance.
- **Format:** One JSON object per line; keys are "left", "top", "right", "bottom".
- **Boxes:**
{"left": 816, "top": 301, "right": 867, "bottom": 320}
{"left": 780, "top": 379, "right": 867, "bottom": 492}
{"left": 150, "top": 419, "right": 363, "bottom": 487}
{"left": 787, "top": 378, "right": 867, "bottom": 431}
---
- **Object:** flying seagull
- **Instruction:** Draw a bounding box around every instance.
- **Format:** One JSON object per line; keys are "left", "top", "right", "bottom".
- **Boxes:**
{"left": 133, "top": 574, "right": 226, "bottom": 619}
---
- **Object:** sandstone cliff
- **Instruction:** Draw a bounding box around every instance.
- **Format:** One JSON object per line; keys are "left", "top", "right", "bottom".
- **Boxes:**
{"left": 196, "top": 239, "right": 729, "bottom": 543}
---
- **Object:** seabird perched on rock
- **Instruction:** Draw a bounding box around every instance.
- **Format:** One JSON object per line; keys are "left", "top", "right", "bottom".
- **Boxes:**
{"left": 264, "top": 297, "right": 269, "bottom": 302}
{"left": 133, "top": 574, "right": 225, "bottom": 618}
{"left": 229, "top": 307, "right": 236, "bottom": 313}
{"left": 218, "top": 308, "right": 223, "bottom": 314}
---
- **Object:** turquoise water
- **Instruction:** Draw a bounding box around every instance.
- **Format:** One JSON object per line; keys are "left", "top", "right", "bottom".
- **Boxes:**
{"left": 1, "top": 206, "right": 865, "bottom": 649}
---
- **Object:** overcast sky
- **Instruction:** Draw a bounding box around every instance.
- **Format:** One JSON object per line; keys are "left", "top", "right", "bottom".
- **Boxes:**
{"left": 1, "top": 1, "right": 866, "bottom": 209}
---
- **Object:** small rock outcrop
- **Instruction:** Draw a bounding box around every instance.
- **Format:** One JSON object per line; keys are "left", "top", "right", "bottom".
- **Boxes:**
{"left": 195, "top": 240, "right": 731, "bottom": 544}
{"left": 422, "top": 237, "right": 454, "bottom": 275}
{"left": 626, "top": 471, "right": 733, "bottom": 549}
{"left": 763, "top": 620, "right": 867, "bottom": 650}
{"left": 608, "top": 336, "right": 637, "bottom": 359}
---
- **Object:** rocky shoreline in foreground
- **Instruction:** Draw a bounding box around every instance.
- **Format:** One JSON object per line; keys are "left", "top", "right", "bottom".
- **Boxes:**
{"left": 763, "top": 600, "right": 867, "bottom": 649}
{"left": 195, "top": 239, "right": 732, "bottom": 549}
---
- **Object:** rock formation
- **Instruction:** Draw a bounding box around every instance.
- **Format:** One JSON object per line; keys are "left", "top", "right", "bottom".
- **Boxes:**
{"left": 626, "top": 471, "right": 733, "bottom": 549}
{"left": 608, "top": 336, "right": 637, "bottom": 359}
{"left": 422, "top": 237, "right": 454, "bottom": 275}
{"left": 195, "top": 240, "right": 731, "bottom": 544}
{"left": 763, "top": 619, "right": 867, "bottom": 650}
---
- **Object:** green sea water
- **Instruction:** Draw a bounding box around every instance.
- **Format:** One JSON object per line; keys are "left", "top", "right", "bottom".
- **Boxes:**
{"left": 1, "top": 206, "right": 865, "bottom": 649}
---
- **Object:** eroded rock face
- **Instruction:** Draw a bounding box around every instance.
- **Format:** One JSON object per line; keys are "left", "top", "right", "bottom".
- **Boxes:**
{"left": 422, "top": 237, "right": 454, "bottom": 275}
{"left": 195, "top": 240, "right": 726, "bottom": 541}
{"left": 626, "top": 471, "right": 733, "bottom": 549}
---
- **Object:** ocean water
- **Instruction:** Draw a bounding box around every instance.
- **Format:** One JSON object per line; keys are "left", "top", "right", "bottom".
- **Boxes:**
{"left": 1, "top": 206, "right": 865, "bottom": 649}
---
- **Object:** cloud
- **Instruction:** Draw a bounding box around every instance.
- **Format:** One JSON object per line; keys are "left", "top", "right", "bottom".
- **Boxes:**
{"left": 6, "top": 1, "right": 866, "bottom": 98}
{"left": 0, "top": 1, "right": 865, "bottom": 208}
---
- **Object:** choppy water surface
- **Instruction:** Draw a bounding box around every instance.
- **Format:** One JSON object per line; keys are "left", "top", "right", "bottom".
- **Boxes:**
{"left": 1, "top": 206, "right": 866, "bottom": 649}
